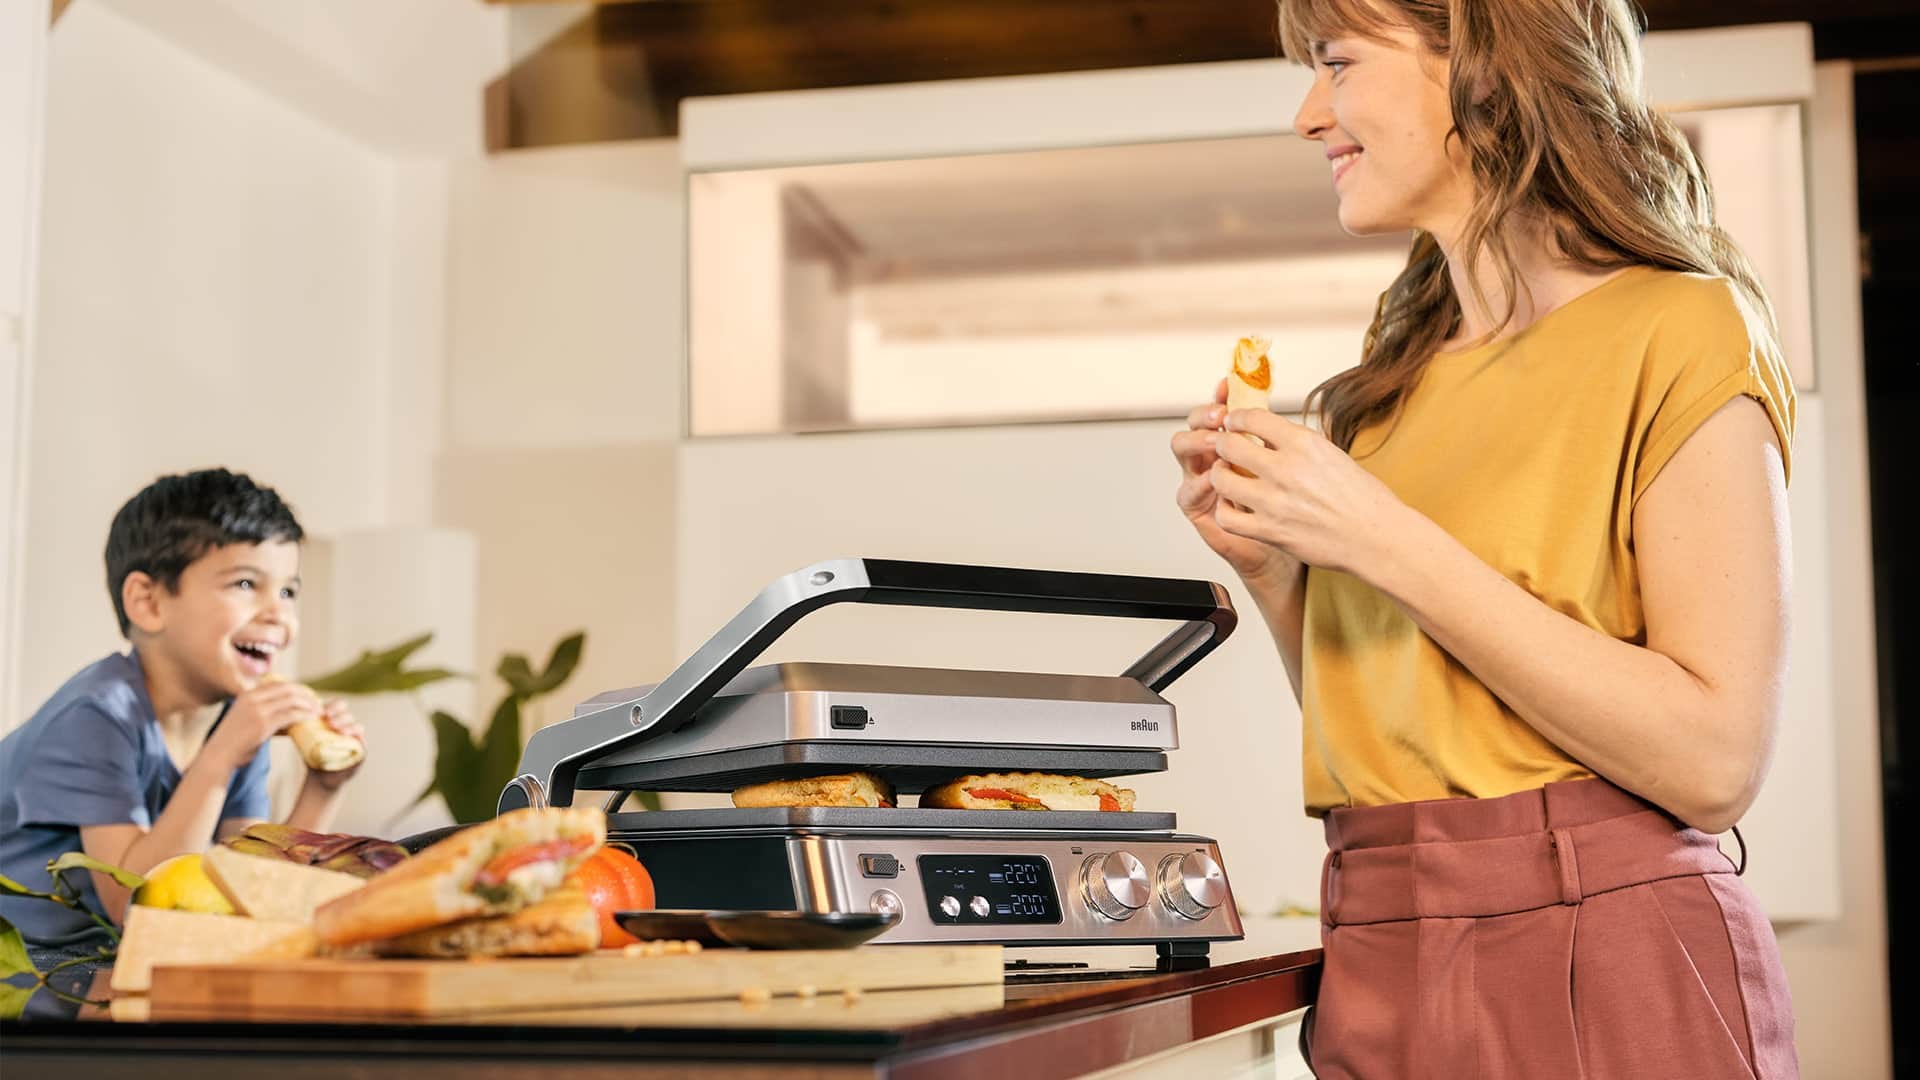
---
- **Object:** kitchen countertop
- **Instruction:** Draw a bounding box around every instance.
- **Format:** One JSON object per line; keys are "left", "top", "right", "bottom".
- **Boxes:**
{"left": 3, "top": 917, "right": 1324, "bottom": 1078}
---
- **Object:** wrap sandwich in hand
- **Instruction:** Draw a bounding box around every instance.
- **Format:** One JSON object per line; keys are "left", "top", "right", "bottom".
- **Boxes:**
{"left": 313, "top": 807, "right": 606, "bottom": 947}
{"left": 259, "top": 673, "right": 365, "bottom": 773}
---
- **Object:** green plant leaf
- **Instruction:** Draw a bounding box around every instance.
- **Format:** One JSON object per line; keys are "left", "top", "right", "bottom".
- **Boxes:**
{"left": 495, "top": 653, "right": 537, "bottom": 698}
{"left": 367, "top": 631, "right": 438, "bottom": 668}
{"left": 306, "top": 632, "right": 461, "bottom": 694}
{"left": 498, "top": 632, "right": 584, "bottom": 700}
{"left": 401, "top": 632, "right": 587, "bottom": 825}
{"left": 385, "top": 668, "right": 462, "bottom": 692}
{"left": 419, "top": 710, "right": 488, "bottom": 823}
{"left": 47, "top": 852, "right": 146, "bottom": 892}
{"left": 0, "top": 872, "right": 55, "bottom": 901}
{"left": 0, "top": 917, "right": 37, "bottom": 981}
{"left": 458, "top": 696, "right": 524, "bottom": 825}
{"left": 0, "top": 980, "right": 33, "bottom": 1020}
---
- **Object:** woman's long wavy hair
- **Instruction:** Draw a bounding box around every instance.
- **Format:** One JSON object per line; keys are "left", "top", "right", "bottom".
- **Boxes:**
{"left": 1277, "top": 0, "right": 1778, "bottom": 451}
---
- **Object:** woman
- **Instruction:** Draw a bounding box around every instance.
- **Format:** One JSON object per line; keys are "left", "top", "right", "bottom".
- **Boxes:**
{"left": 1170, "top": 0, "right": 1798, "bottom": 1076}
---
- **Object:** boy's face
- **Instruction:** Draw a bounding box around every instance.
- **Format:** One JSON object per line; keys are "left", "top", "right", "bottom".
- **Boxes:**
{"left": 141, "top": 540, "right": 302, "bottom": 700}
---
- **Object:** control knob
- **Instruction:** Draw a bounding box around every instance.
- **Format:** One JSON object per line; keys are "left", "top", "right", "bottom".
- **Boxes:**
{"left": 1081, "top": 851, "right": 1150, "bottom": 920}
{"left": 939, "top": 895, "right": 962, "bottom": 918}
{"left": 1158, "top": 851, "right": 1228, "bottom": 920}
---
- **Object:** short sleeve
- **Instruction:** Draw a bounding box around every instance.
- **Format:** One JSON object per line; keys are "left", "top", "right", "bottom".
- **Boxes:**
{"left": 12, "top": 703, "right": 153, "bottom": 828}
{"left": 221, "top": 742, "right": 273, "bottom": 822}
{"left": 1630, "top": 276, "right": 1796, "bottom": 506}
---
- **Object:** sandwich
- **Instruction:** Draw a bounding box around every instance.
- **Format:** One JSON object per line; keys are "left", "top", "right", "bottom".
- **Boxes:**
{"left": 289, "top": 717, "right": 365, "bottom": 772}
{"left": 1224, "top": 335, "right": 1273, "bottom": 476}
{"left": 731, "top": 772, "right": 895, "bottom": 809}
{"left": 371, "top": 885, "right": 600, "bottom": 958}
{"left": 920, "top": 772, "right": 1136, "bottom": 812}
{"left": 259, "top": 674, "right": 364, "bottom": 772}
{"left": 314, "top": 806, "right": 605, "bottom": 947}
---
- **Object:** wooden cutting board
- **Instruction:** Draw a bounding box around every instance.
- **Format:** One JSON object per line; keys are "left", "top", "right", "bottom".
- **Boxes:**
{"left": 146, "top": 945, "right": 1003, "bottom": 1018}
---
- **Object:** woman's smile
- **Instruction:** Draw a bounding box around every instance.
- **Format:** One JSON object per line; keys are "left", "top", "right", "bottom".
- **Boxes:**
{"left": 1328, "top": 144, "right": 1364, "bottom": 185}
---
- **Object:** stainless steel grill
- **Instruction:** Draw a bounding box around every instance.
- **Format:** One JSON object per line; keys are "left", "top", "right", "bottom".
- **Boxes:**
{"left": 501, "top": 558, "right": 1246, "bottom": 963}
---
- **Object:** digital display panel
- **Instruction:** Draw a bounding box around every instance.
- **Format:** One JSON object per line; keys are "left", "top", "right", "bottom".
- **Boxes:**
{"left": 918, "top": 854, "right": 1062, "bottom": 924}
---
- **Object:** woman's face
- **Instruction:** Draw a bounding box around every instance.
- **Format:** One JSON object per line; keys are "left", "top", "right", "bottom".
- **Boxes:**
{"left": 1292, "top": 23, "right": 1474, "bottom": 240}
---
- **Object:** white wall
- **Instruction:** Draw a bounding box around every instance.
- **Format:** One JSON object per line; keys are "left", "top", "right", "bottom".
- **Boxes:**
{"left": 93, "top": 0, "right": 505, "bottom": 158}
{"left": 437, "top": 140, "right": 684, "bottom": 730}
{"left": 15, "top": 3, "right": 395, "bottom": 715}
{"left": 0, "top": 0, "right": 49, "bottom": 724}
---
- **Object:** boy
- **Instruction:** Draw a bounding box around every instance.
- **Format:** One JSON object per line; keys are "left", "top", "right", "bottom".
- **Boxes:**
{"left": 0, "top": 468, "right": 365, "bottom": 943}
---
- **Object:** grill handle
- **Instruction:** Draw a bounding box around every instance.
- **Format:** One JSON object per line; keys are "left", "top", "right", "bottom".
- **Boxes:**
{"left": 506, "top": 558, "right": 1237, "bottom": 810}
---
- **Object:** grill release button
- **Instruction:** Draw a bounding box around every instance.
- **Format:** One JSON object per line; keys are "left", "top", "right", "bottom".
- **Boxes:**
{"left": 860, "top": 854, "right": 900, "bottom": 878}
{"left": 830, "top": 705, "right": 870, "bottom": 730}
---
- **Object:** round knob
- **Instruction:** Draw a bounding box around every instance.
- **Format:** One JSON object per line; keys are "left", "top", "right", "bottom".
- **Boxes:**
{"left": 939, "top": 895, "right": 962, "bottom": 918}
{"left": 1158, "top": 852, "right": 1228, "bottom": 920}
{"left": 1081, "top": 851, "right": 1150, "bottom": 920}
{"left": 869, "top": 890, "right": 902, "bottom": 917}
{"left": 970, "top": 895, "right": 992, "bottom": 918}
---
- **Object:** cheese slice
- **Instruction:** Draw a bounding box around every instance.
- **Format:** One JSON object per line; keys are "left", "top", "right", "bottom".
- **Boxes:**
{"left": 203, "top": 844, "right": 365, "bottom": 923}
{"left": 111, "top": 906, "right": 316, "bottom": 993}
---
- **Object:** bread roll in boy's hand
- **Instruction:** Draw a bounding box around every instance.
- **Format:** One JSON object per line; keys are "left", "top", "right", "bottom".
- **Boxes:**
{"left": 262, "top": 674, "right": 365, "bottom": 773}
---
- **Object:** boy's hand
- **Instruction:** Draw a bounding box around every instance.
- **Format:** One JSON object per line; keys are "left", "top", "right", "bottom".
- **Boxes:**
{"left": 204, "top": 678, "right": 322, "bottom": 771}
{"left": 303, "top": 699, "right": 366, "bottom": 791}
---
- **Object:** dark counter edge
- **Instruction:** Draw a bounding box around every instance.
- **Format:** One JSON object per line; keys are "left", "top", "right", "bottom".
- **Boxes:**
{"left": 0, "top": 949, "right": 1322, "bottom": 1076}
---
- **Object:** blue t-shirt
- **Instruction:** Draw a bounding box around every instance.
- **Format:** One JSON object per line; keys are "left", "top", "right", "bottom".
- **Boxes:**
{"left": 0, "top": 651, "right": 270, "bottom": 944}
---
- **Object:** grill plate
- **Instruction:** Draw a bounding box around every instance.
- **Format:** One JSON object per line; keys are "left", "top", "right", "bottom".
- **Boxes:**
{"left": 607, "top": 806, "right": 1177, "bottom": 832}
{"left": 577, "top": 741, "right": 1168, "bottom": 795}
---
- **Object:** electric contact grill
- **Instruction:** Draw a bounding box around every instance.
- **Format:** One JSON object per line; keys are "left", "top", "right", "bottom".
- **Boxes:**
{"left": 501, "top": 559, "right": 1246, "bottom": 963}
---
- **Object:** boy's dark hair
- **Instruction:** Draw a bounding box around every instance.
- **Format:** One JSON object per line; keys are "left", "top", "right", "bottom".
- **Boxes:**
{"left": 104, "top": 469, "right": 305, "bottom": 636}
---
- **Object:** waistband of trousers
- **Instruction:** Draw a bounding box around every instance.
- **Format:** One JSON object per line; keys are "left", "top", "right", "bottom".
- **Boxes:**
{"left": 1318, "top": 778, "right": 1737, "bottom": 927}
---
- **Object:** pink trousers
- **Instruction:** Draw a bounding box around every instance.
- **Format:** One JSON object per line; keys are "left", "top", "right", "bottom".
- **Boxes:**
{"left": 1302, "top": 779, "right": 1798, "bottom": 1079}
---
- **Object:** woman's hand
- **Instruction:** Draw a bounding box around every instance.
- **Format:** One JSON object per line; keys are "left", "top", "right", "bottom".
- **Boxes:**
{"left": 1171, "top": 380, "right": 1302, "bottom": 584}
{"left": 1208, "top": 408, "right": 1409, "bottom": 579}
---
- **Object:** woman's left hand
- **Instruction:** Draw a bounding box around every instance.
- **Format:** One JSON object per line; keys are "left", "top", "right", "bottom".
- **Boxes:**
{"left": 1209, "top": 408, "right": 1410, "bottom": 578}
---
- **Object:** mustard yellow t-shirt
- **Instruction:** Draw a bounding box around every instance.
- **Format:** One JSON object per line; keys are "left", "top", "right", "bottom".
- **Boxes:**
{"left": 1299, "top": 266, "right": 1795, "bottom": 815}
